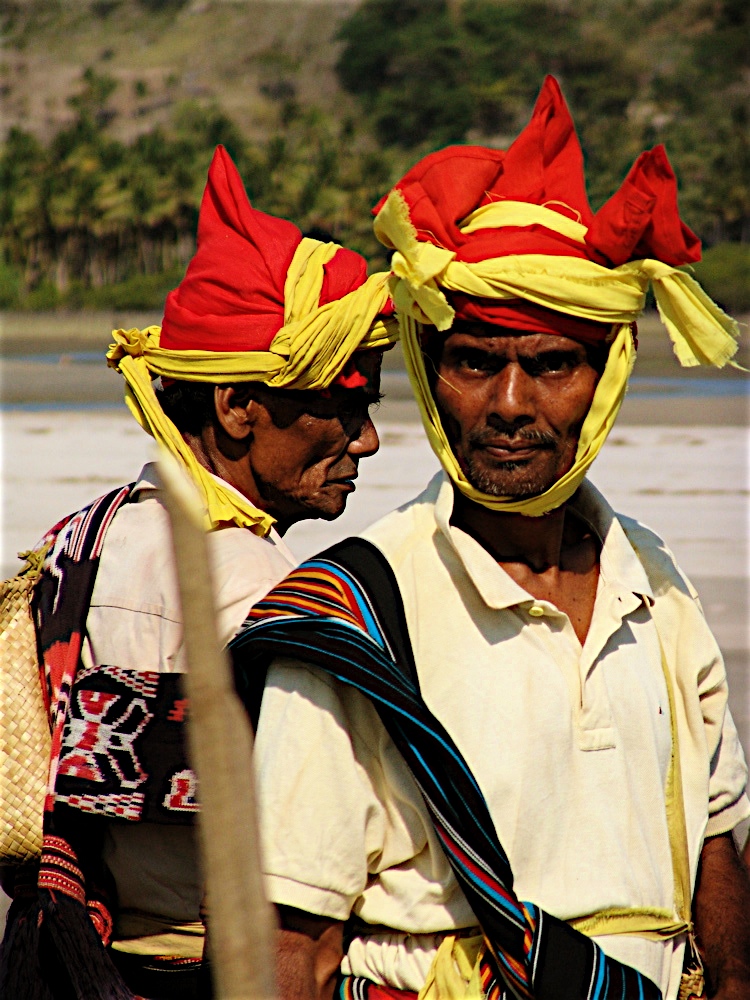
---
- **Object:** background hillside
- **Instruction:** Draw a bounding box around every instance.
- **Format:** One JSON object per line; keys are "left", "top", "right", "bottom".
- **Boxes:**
{"left": 1, "top": 0, "right": 357, "bottom": 145}
{"left": 1, "top": 0, "right": 748, "bottom": 312}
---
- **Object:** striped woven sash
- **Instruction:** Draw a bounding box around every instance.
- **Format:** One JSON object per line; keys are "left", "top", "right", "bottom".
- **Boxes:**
{"left": 231, "top": 538, "right": 663, "bottom": 1000}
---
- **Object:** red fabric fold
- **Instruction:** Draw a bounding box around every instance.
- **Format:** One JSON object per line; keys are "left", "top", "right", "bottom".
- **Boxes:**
{"left": 375, "top": 75, "right": 701, "bottom": 340}
{"left": 448, "top": 297, "right": 614, "bottom": 345}
{"left": 161, "top": 146, "right": 376, "bottom": 354}
{"left": 585, "top": 145, "right": 701, "bottom": 267}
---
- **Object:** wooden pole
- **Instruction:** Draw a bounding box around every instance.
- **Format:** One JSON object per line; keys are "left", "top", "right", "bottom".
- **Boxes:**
{"left": 158, "top": 452, "right": 277, "bottom": 1000}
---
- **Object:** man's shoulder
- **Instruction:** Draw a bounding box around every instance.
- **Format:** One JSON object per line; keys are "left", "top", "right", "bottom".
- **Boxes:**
{"left": 612, "top": 509, "right": 698, "bottom": 601}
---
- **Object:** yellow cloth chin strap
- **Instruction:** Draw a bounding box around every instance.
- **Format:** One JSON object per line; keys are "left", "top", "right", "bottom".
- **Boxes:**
{"left": 402, "top": 313, "right": 634, "bottom": 517}
{"left": 106, "top": 238, "right": 397, "bottom": 534}
{"left": 375, "top": 191, "right": 741, "bottom": 516}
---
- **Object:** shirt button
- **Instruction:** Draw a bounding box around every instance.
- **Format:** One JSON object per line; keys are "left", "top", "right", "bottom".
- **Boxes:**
{"left": 528, "top": 605, "right": 545, "bottom": 617}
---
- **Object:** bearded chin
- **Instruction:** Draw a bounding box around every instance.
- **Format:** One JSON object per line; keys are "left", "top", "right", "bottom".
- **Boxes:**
{"left": 463, "top": 457, "right": 551, "bottom": 499}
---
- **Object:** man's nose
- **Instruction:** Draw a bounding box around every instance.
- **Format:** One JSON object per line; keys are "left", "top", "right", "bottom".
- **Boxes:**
{"left": 488, "top": 363, "right": 535, "bottom": 424}
{"left": 348, "top": 414, "right": 380, "bottom": 459}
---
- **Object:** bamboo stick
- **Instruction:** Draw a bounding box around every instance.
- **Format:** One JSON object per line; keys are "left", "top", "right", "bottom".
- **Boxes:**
{"left": 158, "top": 452, "right": 277, "bottom": 1000}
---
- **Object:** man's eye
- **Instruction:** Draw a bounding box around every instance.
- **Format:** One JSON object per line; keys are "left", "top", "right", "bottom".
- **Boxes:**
{"left": 456, "top": 351, "right": 497, "bottom": 374}
{"left": 337, "top": 393, "right": 382, "bottom": 421}
{"left": 523, "top": 352, "right": 578, "bottom": 376}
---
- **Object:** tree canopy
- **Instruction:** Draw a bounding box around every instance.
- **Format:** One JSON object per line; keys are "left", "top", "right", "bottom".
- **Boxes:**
{"left": 336, "top": 0, "right": 750, "bottom": 243}
{"left": 1, "top": 0, "right": 748, "bottom": 310}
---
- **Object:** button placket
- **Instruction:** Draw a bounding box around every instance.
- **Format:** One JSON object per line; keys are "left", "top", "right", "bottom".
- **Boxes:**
{"left": 575, "top": 585, "right": 639, "bottom": 750}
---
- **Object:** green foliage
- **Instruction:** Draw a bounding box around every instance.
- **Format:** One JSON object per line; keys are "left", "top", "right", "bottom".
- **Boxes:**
{"left": 68, "top": 67, "right": 118, "bottom": 129}
{"left": 693, "top": 243, "right": 750, "bottom": 313}
{"left": 337, "top": 1, "right": 475, "bottom": 147}
{"left": 0, "top": 63, "right": 412, "bottom": 305}
{"left": 81, "top": 267, "right": 185, "bottom": 309}
{"left": 0, "top": 258, "right": 21, "bottom": 308}
{"left": 2, "top": 3, "right": 748, "bottom": 313}
{"left": 136, "top": 0, "right": 188, "bottom": 11}
{"left": 336, "top": 0, "right": 750, "bottom": 241}
{"left": 26, "top": 281, "right": 62, "bottom": 311}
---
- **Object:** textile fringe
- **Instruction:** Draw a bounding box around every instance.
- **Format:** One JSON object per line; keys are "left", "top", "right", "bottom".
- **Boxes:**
{"left": 0, "top": 889, "right": 135, "bottom": 1000}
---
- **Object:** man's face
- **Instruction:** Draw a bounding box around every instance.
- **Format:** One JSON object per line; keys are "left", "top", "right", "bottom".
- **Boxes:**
{"left": 247, "top": 350, "right": 383, "bottom": 526}
{"left": 431, "top": 322, "right": 602, "bottom": 499}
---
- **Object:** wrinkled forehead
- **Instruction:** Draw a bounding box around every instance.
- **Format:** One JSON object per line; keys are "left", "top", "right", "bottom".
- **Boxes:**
{"left": 425, "top": 320, "right": 591, "bottom": 357}
{"left": 449, "top": 319, "right": 586, "bottom": 345}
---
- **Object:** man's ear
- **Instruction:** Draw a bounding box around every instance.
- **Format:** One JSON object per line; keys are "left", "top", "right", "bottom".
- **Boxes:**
{"left": 213, "top": 385, "right": 259, "bottom": 441}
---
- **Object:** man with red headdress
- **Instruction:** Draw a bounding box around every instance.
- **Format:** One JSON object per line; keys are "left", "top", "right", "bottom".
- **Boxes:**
{"left": 236, "top": 78, "right": 750, "bottom": 999}
{"left": 0, "top": 145, "right": 396, "bottom": 1000}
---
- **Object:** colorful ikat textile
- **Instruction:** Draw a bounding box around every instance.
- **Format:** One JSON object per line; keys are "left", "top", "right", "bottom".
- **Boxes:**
{"left": 1, "top": 484, "right": 196, "bottom": 1000}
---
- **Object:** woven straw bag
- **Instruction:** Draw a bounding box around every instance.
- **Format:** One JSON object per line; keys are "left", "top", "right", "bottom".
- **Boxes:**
{"left": 0, "top": 553, "right": 51, "bottom": 863}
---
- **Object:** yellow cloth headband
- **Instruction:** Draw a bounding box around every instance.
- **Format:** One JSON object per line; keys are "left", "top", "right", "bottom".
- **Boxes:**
{"left": 375, "top": 191, "right": 741, "bottom": 515}
{"left": 106, "top": 238, "right": 397, "bottom": 535}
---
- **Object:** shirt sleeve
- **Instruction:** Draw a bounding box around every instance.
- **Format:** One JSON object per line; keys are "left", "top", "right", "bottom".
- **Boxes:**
{"left": 705, "top": 705, "right": 750, "bottom": 837}
{"left": 253, "top": 658, "right": 435, "bottom": 921}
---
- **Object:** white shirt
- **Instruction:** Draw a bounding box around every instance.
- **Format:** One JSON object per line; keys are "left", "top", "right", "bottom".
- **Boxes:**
{"left": 79, "top": 464, "right": 297, "bottom": 955}
{"left": 255, "top": 473, "right": 749, "bottom": 997}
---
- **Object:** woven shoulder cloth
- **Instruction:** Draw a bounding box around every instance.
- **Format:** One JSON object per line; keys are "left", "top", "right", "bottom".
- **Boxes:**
{"left": 231, "top": 538, "right": 662, "bottom": 1000}
{"left": 1, "top": 485, "right": 141, "bottom": 1000}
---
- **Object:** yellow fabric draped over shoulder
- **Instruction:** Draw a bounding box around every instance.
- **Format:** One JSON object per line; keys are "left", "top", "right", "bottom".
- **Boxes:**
{"left": 374, "top": 191, "right": 741, "bottom": 516}
{"left": 106, "top": 238, "right": 397, "bottom": 535}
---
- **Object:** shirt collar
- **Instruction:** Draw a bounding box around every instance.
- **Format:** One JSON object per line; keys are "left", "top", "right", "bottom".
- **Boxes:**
{"left": 570, "top": 479, "right": 654, "bottom": 603}
{"left": 130, "top": 462, "right": 288, "bottom": 547}
{"left": 131, "top": 462, "right": 160, "bottom": 496}
{"left": 432, "top": 472, "right": 654, "bottom": 611}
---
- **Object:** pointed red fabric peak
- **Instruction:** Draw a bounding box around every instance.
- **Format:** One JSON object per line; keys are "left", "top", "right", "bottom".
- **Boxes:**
{"left": 496, "top": 75, "right": 592, "bottom": 225}
{"left": 161, "top": 146, "right": 379, "bottom": 355}
{"left": 161, "top": 145, "right": 303, "bottom": 352}
{"left": 372, "top": 76, "right": 592, "bottom": 263}
{"left": 586, "top": 145, "right": 701, "bottom": 267}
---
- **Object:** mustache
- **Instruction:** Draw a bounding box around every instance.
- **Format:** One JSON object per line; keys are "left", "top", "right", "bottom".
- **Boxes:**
{"left": 468, "top": 426, "right": 557, "bottom": 449}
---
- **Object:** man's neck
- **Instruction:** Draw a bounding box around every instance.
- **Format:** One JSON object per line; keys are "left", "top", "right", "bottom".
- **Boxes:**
{"left": 451, "top": 490, "right": 571, "bottom": 573}
{"left": 185, "top": 430, "right": 290, "bottom": 533}
{"left": 451, "top": 489, "right": 601, "bottom": 643}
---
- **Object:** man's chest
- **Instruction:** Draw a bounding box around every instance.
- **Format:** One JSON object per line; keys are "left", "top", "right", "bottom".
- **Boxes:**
{"left": 402, "top": 572, "right": 674, "bottom": 886}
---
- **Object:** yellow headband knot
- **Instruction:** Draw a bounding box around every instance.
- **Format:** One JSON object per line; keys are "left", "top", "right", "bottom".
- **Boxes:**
{"left": 107, "top": 324, "right": 159, "bottom": 365}
{"left": 376, "top": 190, "right": 741, "bottom": 516}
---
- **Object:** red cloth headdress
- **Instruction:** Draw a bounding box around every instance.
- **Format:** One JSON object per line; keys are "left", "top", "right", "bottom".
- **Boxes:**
{"left": 162, "top": 145, "right": 375, "bottom": 353}
{"left": 374, "top": 76, "right": 701, "bottom": 341}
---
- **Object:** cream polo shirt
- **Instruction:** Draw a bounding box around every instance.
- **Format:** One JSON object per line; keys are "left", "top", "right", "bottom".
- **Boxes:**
{"left": 78, "top": 463, "right": 297, "bottom": 956}
{"left": 255, "top": 473, "right": 749, "bottom": 998}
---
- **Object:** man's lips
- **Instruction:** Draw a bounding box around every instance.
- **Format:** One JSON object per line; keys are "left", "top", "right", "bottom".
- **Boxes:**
{"left": 479, "top": 441, "right": 548, "bottom": 461}
{"left": 328, "top": 475, "right": 358, "bottom": 489}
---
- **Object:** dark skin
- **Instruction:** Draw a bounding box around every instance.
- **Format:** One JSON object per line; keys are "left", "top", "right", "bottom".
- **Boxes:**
{"left": 694, "top": 834, "right": 750, "bottom": 999}
{"left": 183, "top": 351, "right": 383, "bottom": 535}
{"left": 0, "top": 359, "right": 385, "bottom": 908}
{"left": 434, "top": 323, "right": 601, "bottom": 643}
{"left": 274, "top": 323, "right": 750, "bottom": 997}
{"left": 275, "top": 907, "right": 344, "bottom": 1000}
